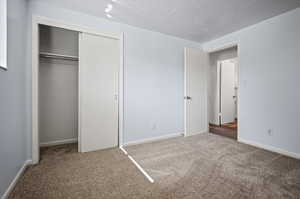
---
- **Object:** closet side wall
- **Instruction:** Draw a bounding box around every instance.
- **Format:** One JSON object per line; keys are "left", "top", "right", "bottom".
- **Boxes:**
{"left": 39, "top": 25, "right": 79, "bottom": 145}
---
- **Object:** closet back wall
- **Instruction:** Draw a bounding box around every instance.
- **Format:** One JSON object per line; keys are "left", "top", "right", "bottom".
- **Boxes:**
{"left": 39, "top": 25, "right": 79, "bottom": 145}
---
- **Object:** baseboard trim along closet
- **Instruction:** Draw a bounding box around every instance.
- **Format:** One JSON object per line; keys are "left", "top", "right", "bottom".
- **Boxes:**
{"left": 40, "top": 138, "right": 78, "bottom": 147}
{"left": 123, "top": 133, "right": 184, "bottom": 147}
{"left": 1, "top": 160, "right": 32, "bottom": 199}
{"left": 239, "top": 138, "right": 300, "bottom": 160}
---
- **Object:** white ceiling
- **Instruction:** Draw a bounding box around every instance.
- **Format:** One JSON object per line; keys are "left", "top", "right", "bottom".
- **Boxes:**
{"left": 31, "top": 0, "right": 300, "bottom": 43}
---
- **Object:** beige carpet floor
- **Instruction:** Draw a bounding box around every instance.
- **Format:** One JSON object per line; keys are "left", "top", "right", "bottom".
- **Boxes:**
{"left": 125, "top": 133, "right": 300, "bottom": 199}
{"left": 10, "top": 133, "right": 300, "bottom": 199}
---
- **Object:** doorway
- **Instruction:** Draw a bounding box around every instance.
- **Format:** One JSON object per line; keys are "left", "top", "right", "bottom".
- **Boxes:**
{"left": 32, "top": 16, "right": 124, "bottom": 164}
{"left": 208, "top": 47, "right": 239, "bottom": 140}
{"left": 38, "top": 25, "right": 79, "bottom": 149}
{"left": 184, "top": 46, "right": 239, "bottom": 140}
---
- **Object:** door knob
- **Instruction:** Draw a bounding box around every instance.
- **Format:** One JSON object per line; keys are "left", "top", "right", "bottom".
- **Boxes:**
{"left": 184, "top": 96, "right": 192, "bottom": 100}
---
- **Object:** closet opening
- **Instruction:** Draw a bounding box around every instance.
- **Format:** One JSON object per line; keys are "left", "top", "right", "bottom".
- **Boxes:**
{"left": 32, "top": 17, "right": 124, "bottom": 164}
{"left": 38, "top": 24, "right": 80, "bottom": 157}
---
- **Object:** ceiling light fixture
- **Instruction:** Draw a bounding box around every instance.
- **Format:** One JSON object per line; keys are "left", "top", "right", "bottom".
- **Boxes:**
{"left": 105, "top": 3, "right": 113, "bottom": 13}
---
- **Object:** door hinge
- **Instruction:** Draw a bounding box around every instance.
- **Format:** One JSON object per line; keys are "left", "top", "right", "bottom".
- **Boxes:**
{"left": 184, "top": 96, "right": 192, "bottom": 100}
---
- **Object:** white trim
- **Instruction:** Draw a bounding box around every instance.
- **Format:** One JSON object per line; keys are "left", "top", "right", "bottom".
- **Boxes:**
{"left": 0, "top": 0, "right": 7, "bottom": 70}
{"left": 40, "top": 138, "right": 78, "bottom": 147}
{"left": 205, "top": 42, "right": 238, "bottom": 53}
{"left": 32, "top": 16, "right": 39, "bottom": 164}
{"left": 239, "top": 139, "right": 300, "bottom": 160}
{"left": 32, "top": 16, "right": 120, "bottom": 40}
{"left": 216, "top": 60, "right": 221, "bottom": 125}
{"left": 1, "top": 160, "right": 32, "bottom": 199}
{"left": 183, "top": 48, "right": 187, "bottom": 137}
{"left": 118, "top": 33, "right": 124, "bottom": 146}
{"left": 31, "top": 15, "right": 124, "bottom": 164}
{"left": 184, "top": 130, "right": 208, "bottom": 137}
{"left": 123, "top": 133, "right": 184, "bottom": 147}
{"left": 236, "top": 46, "right": 241, "bottom": 141}
{"left": 78, "top": 33, "right": 82, "bottom": 152}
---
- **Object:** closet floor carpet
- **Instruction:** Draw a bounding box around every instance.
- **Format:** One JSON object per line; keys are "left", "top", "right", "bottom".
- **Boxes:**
{"left": 10, "top": 133, "right": 300, "bottom": 199}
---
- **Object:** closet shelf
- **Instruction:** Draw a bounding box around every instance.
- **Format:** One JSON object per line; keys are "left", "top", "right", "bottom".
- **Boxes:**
{"left": 40, "top": 52, "right": 79, "bottom": 61}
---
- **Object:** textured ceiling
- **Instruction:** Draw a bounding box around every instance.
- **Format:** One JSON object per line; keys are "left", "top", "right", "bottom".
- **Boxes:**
{"left": 30, "top": 0, "right": 300, "bottom": 43}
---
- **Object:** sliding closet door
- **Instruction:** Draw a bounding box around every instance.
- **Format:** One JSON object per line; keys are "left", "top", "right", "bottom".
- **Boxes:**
{"left": 79, "top": 33, "right": 119, "bottom": 153}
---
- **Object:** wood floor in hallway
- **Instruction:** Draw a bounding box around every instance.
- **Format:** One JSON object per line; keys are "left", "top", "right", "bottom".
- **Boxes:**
{"left": 209, "top": 121, "right": 238, "bottom": 139}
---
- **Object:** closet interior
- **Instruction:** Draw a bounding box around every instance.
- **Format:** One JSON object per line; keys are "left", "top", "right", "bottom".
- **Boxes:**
{"left": 37, "top": 24, "right": 120, "bottom": 158}
{"left": 38, "top": 25, "right": 79, "bottom": 151}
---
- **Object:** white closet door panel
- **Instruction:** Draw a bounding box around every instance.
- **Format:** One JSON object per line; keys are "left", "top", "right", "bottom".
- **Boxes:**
{"left": 79, "top": 33, "right": 119, "bottom": 153}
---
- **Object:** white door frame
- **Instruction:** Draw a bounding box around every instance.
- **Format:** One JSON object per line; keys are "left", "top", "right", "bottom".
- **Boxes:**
{"left": 217, "top": 58, "right": 238, "bottom": 125}
{"left": 31, "top": 15, "right": 124, "bottom": 164}
{"left": 184, "top": 48, "right": 188, "bottom": 137}
{"left": 184, "top": 43, "right": 240, "bottom": 140}
{"left": 205, "top": 43, "right": 240, "bottom": 140}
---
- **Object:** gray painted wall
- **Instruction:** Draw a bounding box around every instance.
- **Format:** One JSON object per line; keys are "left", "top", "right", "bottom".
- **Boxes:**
{"left": 39, "top": 25, "right": 78, "bottom": 57}
{"left": 203, "top": 8, "right": 300, "bottom": 155}
{"left": 39, "top": 25, "right": 78, "bottom": 145}
{"left": 28, "top": 1, "right": 202, "bottom": 146}
{"left": 0, "top": 0, "right": 28, "bottom": 197}
{"left": 208, "top": 47, "right": 237, "bottom": 124}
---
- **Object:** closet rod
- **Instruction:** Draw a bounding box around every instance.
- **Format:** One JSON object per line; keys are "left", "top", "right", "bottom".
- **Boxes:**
{"left": 40, "top": 52, "right": 79, "bottom": 61}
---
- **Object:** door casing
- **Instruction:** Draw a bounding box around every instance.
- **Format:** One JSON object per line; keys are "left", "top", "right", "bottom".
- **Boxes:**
{"left": 184, "top": 44, "right": 240, "bottom": 140}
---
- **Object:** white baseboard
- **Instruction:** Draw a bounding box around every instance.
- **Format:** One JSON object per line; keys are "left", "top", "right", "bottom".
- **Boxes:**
{"left": 239, "top": 138, "right": 300, "bottom": 160}
{"left": 123, "top": 133, "right": 184, "bottom": 147}
{"left": 1, "top": 160, "right": 32, "bottom": 199}
{"left": 184, "top": 129, "right": 208, "bottom": 137}
{"left": 40, "top": 138, "right": 78, "bottom": 147}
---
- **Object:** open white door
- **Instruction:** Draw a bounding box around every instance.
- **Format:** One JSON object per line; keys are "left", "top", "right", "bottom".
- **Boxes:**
{"left": 184, "top": 48, "right": 208, "bottom": 136}
{"left": 220, "top": 60, "right": 236, "bottom": 124}
{"left": 79, "top": 33, "right": 119, "bottom": 152}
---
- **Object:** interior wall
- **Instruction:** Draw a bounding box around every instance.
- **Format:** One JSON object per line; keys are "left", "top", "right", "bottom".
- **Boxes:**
{"left": 38, "top": 25, "right": 79, "bottom": 145}
{"left": 208, "top": 47, "right": 237, "bottom": 125}
{"left": 27, "top": 1, "right": 202, "bottom": 146}
{"left": 39, "top": 25, "right": 78, "bottom": 56}
{"left": 203, "top": 8, "right": 300, "bottom": 155}
{"left": 0, "top": 0, "right": 28, "bottom": 197}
